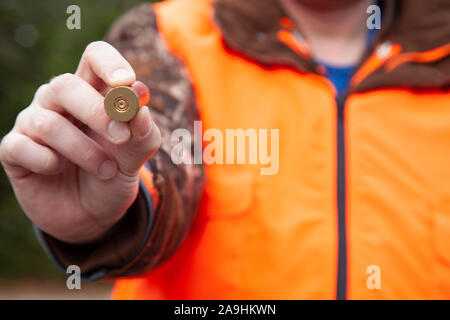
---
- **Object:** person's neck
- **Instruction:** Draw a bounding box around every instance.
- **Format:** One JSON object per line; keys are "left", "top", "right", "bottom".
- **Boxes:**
{"left": 279, "top": 0, "right": 374, "bottom": 66}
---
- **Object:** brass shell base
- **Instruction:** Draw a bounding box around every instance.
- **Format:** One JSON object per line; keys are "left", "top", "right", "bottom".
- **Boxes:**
{"left": 104, "top": 86, "right": 140, "bottom": 122}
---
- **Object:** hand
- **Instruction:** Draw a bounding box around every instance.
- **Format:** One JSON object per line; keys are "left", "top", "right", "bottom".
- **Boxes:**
{"left": 0, "top": 41, "right": 161, "bottom": 244}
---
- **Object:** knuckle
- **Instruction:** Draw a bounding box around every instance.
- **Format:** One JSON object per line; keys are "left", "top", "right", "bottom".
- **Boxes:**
{"left": 86, "top": 99, "right": 103, "bottom": 125}
{"left": 34, "top": 83, "right": 49, "bottom": 102}
{"left": 42, "top": 152, "right": 57, "bottom": 173}
{"left": 80, "top": 143, "right": 100, "bottom": 164}
{"left": 15, "top": 108, "right": 30, "bottom": 127}
{"left": 31, "top": 111, "right": 61, "bottom": 137}
{"left": 48, "top": 73, "right": 76, "bottom": 95}
{"left": 1, "top": 134, "right": 20, "bottom": 162}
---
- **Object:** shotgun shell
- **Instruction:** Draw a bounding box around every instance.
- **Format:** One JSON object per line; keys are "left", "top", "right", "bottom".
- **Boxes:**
{"left": 104, "top": 86, "right": 140, "bottom": 122}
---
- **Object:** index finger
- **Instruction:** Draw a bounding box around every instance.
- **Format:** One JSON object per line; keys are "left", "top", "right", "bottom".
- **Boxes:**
{"left": 75, "top": 41, "right": 136, "bottom": 91}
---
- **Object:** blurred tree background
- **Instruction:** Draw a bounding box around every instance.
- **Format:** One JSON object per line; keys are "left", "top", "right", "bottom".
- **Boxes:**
{"left": 0, "top": 0, "right": 158, "bottom": 281}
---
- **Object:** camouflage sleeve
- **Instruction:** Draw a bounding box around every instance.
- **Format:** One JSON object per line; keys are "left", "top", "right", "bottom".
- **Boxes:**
{"left": 35, "top": 3, "right": 204, "bottom": 280}
{"left": 104, "top": 2, "right": 205, "bottom": 276}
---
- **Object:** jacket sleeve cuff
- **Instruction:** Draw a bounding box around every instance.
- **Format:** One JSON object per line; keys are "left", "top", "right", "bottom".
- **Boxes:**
{"left": 34, "top": 178, "right": 154, "bottom": 281}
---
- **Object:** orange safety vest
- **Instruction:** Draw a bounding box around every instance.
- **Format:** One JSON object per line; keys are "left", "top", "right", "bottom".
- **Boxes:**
{"left": 113, "top": 0, "right": 450, "bottom": 299}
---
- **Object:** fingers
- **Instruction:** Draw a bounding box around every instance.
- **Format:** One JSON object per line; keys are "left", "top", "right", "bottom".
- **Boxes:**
{"left": 36, "top": 72, "right": 160, "bottom": 176}
{"left": 120, "top": 106, "right": 161, "bottom": 174}
{"left": 8, "top": 40, "right": 159, "bottom": 182}
{"left": 76, "top": 41, "right": 135, "bottom": 91}
{"left": 32, "top": 71, "right": 160, "bottom": 177}
{"left": 0, "top": 132, "right": 61, "bottom": 177}
{"left": 90, "top": 106, "right": 161, "bottom": 178}
{"left": 15, "top": 108, "right": 117, "bottom": 180}
{"left": 38, "top": 73, "right": 131, "bottom": 145}
{"left": 132, "top": 81, "right": 151, "bottom": 107}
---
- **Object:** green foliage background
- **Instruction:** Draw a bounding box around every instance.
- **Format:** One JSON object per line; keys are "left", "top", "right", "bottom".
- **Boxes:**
{"left": 0, "top": 0, "right": 157, "bottom": 280}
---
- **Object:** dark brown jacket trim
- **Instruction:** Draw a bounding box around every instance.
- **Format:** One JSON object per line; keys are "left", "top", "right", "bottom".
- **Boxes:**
{"left": 214, "top": 0, "right": 450, "bottom": 91}
{"left": 214, "top": 0, "right": 317, "bottom": 73}
{"left": 357, "top": 0, "right": 450, "bottom": 92}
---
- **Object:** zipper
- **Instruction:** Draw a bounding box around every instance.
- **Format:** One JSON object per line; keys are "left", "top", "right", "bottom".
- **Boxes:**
{"left": 336, "top": 94, "right": 348, "bottom": 300}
